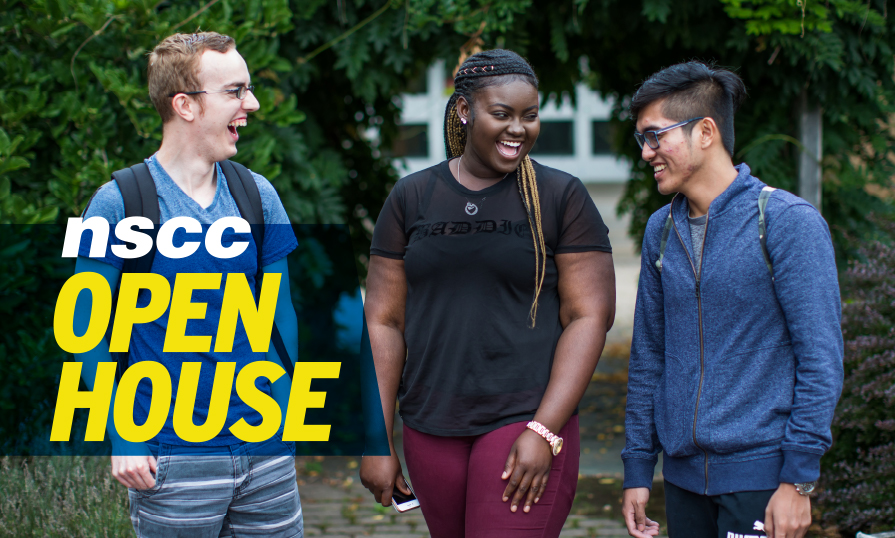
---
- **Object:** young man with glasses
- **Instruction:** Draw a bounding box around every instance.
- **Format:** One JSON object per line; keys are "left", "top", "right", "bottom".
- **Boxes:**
{"left": 73, "top": 32, "right": 302, "bottom": 537}
{"left": 620, "top": 62, "right": 843, "bottom": 538}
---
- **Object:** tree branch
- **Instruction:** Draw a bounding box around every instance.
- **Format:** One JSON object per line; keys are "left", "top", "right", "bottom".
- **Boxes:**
{"left": 70, "top": 15, "right": 119, "bottom": 91}
{"left": 297, "top": 0, "right": 393, "bottom": 64}
{"left": 171, "top": 0, "right": 222, "bottom": 31}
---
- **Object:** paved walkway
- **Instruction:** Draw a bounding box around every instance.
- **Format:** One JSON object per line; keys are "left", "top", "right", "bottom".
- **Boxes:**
{"left": 294, "top": 342, "right": 674, "bottom": 538}
{"left": 295, "top": 457, "right": 663, "bottom": 538}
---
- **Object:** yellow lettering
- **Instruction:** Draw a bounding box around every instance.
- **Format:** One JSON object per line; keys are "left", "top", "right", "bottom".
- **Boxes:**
{"left": 283, "top": 362, "right": 341, "bottom": 442}
{"left": 172, "top": 362, "right": 234, "bottom": 442}
{"left": 113, "top": 361, "right": 172, "bottom": 442}
{"left": 164, "top": 274, "right": 220, "bottom": 352}
{"left": 215, "top": 272, "right": 280, "bottom": 353}
{"left": 50, "top": 362, "right": 115, "bottom": 441}
{"left": 53, "top": 273, "right": 111, "bottom": 354}
{"left": 230, "top": 361, "right": 286, "bottom": 442}
{"left": 110, "top": 273, "right": 171, "bottom": 352}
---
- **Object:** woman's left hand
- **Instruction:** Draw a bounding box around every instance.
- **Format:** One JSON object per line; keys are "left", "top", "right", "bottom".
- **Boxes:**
{"left": 502, "top": 428, "right": 553, "bottom": 513}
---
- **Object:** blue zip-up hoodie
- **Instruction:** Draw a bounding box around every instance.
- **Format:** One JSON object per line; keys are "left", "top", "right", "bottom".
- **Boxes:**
{"left": 622, "top": 164, "right": 844, "bottom": 496}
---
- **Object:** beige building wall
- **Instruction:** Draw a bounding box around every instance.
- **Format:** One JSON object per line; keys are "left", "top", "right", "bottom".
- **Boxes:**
{"left": 586, "top": 183, "right": 640, "bottom": 348}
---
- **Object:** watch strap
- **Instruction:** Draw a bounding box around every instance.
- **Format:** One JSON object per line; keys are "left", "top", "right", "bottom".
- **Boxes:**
{"left": 526, "top": 421, "right": 562, "bottom": 454}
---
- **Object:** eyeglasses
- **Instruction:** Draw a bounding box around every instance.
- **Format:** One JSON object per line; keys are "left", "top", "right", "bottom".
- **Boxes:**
{"left": 168, "top": 85, "right": 255, "bottom": 100}
{"left": 634, "top": 117, "right": 704, "bottom": 149}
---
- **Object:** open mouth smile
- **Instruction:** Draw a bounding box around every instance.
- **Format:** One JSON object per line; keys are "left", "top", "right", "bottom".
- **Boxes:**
{"left": 228, "top": 118, "right": 247, "bottom": 140}
{"left": 653, "top": 163, "right": 666, "bottom": 177}
{"left": 496, "top": 140, "right": 522, "bottom": 158}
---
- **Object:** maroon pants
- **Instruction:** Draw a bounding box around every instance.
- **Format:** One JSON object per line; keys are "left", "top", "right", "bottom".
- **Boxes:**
{"left": 402, "top": 416, "right": 580, "bottom": 538}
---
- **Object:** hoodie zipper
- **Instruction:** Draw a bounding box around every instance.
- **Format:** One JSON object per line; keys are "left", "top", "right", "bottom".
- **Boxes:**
{"left": 670, "top": 199, "right": 711, "bottom": 495}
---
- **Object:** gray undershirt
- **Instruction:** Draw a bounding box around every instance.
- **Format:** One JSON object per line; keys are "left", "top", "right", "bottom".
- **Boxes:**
{"left": 689, "top": 213, "right": 708, "bottom": 274}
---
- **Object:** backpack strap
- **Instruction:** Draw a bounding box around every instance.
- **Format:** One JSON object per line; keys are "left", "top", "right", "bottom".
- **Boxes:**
{"left": 104, "top": 160, "right": 294, "bottom": 380}
{"left": 218, "top": 160, "right": 294, "bottom": 379}
{"left": 113, "top": 163, "right": 159, "bottom": 274}
{"left": 219, "top": 160, "right": 264, "bottom": 286}
{"left": 758, "top": 186, "right": 776, "bottom": 281}
{"left": 109, "top": 163, "right": 159, "bottom": 382}
{"left": 269, "top": 325, "right": 294, "bottom": 379}
{"left": 656, "top": 194, "right": 678, "bottom": 273}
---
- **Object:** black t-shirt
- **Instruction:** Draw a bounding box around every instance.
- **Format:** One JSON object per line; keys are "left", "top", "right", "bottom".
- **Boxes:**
{"left": 371, "top": 159, "right": 612, "bottom": 436}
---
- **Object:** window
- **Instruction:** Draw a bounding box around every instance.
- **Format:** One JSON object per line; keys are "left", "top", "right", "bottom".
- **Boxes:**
{"left": 392, "top": 124, "right": 428, "bottom": 158}
{"left": 592, "top": 120, "right": 616, "bottom": 155}
{"left": 531, "top": 121, "right": 574, "bottom": 156}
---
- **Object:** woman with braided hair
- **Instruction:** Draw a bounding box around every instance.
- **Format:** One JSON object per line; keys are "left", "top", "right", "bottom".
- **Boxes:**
{"left": 361, "top": 49, "right": 616, "bottom": 536}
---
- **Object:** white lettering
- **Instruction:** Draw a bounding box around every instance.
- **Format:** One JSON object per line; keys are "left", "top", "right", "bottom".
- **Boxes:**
{"left": 63, "top": 216, "right": 255, "bottom": 261}
{"left": 111, "top": 217, "right": 154, "bottom": 259}
{"left": 62, "top": 217, "right": 109, "bottom": 258}
{"left": 205, "top": 217, "right": 250, "bottom": 259}
{"left": 156, "top": 217, "right": 202, "bottom": 259}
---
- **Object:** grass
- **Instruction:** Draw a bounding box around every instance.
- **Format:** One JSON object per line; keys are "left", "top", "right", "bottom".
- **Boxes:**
{"left": 0, "top": 456, "right": 132, "bottom": 538}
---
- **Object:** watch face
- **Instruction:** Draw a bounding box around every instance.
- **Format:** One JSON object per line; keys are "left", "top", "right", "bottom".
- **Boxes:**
{"left": 552, "top": 438, "right": 563, "bottom": 456}
{"left": 795, "top": 482, "right": 816, "bottom": 495}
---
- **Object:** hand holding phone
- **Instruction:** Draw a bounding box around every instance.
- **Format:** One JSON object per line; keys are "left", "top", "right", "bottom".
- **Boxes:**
{"left": 360, "top": 455, "right": 418, "bottom": 510}
{"left": 392, "top": 483, "right": 420, "bottom": 512}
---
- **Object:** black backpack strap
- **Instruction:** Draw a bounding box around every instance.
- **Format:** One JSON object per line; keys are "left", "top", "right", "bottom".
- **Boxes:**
{"left": 656, "top": 194, "right": 678, "bottom": 274}
{"left": 110, "top": 163, "right": 159, "bottom": 382}
{"left": 758, "top": 186, "right": 776, "bottom": 281}
{"left": 270, "top": 324, "right": 294, "bottom": 379}
{"left": 220, "top": 160, "right": 265, "bottom": 282}
{"left": 113, "top": 163, "right": 159, "bottom": 274}
{"left": 219, "top": 160, "right": 294, "bottom": 378}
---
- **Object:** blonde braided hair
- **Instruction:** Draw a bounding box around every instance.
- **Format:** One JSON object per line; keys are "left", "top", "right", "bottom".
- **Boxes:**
{"left": 443, "top": 49, "right": 546, "bottom": 327}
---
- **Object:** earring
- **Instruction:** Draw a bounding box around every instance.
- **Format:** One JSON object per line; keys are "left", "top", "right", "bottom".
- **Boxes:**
{"left": 461, "top": 117, "right": 467, "bottom": 125}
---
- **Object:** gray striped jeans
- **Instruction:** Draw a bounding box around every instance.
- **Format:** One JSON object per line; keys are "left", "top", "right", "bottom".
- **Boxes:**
{"left": 128, "top": 435, "right": 301, "bottom": 537}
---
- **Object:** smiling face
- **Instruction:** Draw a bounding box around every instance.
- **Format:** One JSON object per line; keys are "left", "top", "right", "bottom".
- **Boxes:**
{"left": 636, "top": 99, "right": 704, "bottom": 196}
{"left": 457, "top": 78, "right": 540, "bottom": 176}
{"left": 190, "top": 48, "right": 260, "bottom": 162}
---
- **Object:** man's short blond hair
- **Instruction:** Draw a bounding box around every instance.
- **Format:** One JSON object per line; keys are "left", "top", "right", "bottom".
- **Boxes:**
{"left": 148, "top": 32, "right": 236, "bottom": 123}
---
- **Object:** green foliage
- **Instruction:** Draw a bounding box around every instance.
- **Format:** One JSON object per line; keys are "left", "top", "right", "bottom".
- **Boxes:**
{"left": 0, "top": 0, "right": 334, "bottom": 225}
{"left": 0, "top": 456, "right": 131, "bottom": 537}
{"left": 4, "top": 0, "right": 892, "bottom": 261}
{"left": 0, "top": 225, "right": 70, "bottom": 451}
{"left": 818, "top": 216, "right": 895, "bottom": 533}
{"left": 721, "top": 0, "right": 833, "bottom": 35}
{"left": 500, "top": 0, "right": 894, "bottom": 263}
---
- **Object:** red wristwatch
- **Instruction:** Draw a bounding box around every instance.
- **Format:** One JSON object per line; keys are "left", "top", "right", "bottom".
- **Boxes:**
{"left": 526, "top": 421, "right": 563, "bottom": 456}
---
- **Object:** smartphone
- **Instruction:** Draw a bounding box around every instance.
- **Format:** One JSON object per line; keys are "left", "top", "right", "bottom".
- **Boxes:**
{"left": 391, "top": 483, "right": 420, "bottom": 513}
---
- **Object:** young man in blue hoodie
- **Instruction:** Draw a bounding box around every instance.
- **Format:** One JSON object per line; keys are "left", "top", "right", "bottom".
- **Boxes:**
{"left": 621, "top": 62, "right": 843, "bottom": 538}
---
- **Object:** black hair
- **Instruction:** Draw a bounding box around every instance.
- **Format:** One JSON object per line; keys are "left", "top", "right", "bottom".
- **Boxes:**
{"left": 442, "top": 49, "right": 546, "bottom": 327}
{"left": 443, "top": 49, "right": 539, "bottom": 158}
{"left": 629, "top": 61, "right": 747, "bottom": 156}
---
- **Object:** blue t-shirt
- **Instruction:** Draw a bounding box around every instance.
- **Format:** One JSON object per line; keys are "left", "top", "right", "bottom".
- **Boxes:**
{"left": 79, "top": 155, "right": 298, "bottom": 446}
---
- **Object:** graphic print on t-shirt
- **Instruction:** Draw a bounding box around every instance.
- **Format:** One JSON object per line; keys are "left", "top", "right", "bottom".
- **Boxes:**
{"left": 409, "top": 219, "right": 533, "bottom": 243}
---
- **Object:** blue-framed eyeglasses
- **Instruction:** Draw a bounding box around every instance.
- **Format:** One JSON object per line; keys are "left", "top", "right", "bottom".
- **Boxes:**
{"left": 634, "top": 117, "right": 705, "bottom": 149}
{"left": 168, "top": 85, "right": 255, "bottom": 100}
